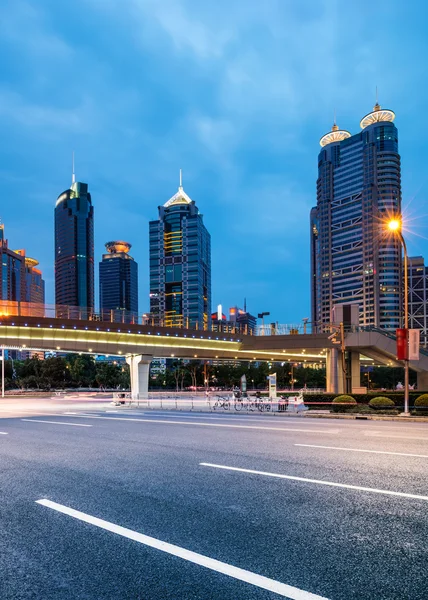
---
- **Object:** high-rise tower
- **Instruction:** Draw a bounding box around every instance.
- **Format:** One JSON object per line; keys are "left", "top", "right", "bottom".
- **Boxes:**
{"left": 55, "top": 166, "right": 94, "bottom": 316}
{"left": 311, "top": 102, "right": 402, "bottom": 329}
{"left": 149, "top": 173, "right": 211, "bottom": 329}
{"left": 99, "top": 241, "right": 138, "bottom": 323}
{"left": 0, "top": 224, "right": 25, "bottom": 303}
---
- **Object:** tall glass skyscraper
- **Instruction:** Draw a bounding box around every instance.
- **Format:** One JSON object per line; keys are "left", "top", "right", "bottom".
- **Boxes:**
{"left": 0, "top": 224, "right": 25, "bottom": 303}
{"left": 311, "top": 102, "right": 402, "bottom": 329}
{"left": 55, "top": 177, "right": 94, "bottom": 316}
{"left": 99, "top": 241, "right": 138, "bottom": 323}
{"left": 149, "top": 175, "right": 211, "bottom": 329}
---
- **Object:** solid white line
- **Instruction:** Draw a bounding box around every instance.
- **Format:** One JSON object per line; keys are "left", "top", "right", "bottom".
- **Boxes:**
{"left": 200, "top": 463, "right": 428, "bottom": 501}
{"left": 36, "top": 499, "right": 328, "bottom": 600}
{"left": 64, "top": 412, "right": 78, "bottom": 415}
{"left": 21, "top": 419, "right": 92, "bottom": 427}
{"left": 295, "top": 444, "right": 428, "bottom": 458}
{"left": 63, "top": 415, "right": 339, "bottom": 434}
{"left": 0, "top": 432, "right": 8, "bottom": 435}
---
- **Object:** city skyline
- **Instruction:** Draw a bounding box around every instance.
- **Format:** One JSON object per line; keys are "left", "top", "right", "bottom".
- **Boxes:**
{"left": 2, "top": 1, "right": 428, "bottom": 324}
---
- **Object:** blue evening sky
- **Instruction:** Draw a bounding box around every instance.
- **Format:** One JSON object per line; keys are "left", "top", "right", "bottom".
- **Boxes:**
{"left": 1, "top": 0, "right": 428, "bottom": 325}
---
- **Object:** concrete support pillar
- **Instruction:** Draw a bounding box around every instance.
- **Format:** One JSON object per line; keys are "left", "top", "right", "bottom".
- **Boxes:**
{"left": 350, "top": 352, "right": 361, "bottom": 394}
{"left": 417, "top": 371, "right": 428, "bottom": 391}
{"left": 326, "top": 348, "right": 339, "bottom": 394}
{"left": 126, "top": 355, "right": 152, "bottom": 400}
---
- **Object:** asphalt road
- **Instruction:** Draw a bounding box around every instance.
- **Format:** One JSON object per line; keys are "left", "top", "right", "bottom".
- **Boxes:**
{"left": 1, "top": 400, "right": 428, "bottom": 599}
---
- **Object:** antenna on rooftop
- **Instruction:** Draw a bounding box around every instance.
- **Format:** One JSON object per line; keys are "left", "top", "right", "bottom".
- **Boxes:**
{"left": 72, "top": 151, "right": 76, "bottom": 185}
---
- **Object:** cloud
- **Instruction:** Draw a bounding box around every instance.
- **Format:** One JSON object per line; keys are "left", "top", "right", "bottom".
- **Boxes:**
{"left": 0, "top": 89, "right": 95, "bottom": 135}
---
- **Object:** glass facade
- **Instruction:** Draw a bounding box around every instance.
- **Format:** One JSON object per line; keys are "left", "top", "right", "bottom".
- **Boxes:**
{"left": 99, "top": 241, "right": 138, "bottom": 323}
{"left": 0, "top": 224, "right": 25, "bottom": 303}
{"left": 55, "top": 181, "right": 94, "bottom": 315}
{"left": 311, "top": 106, "right": 402, "bottom": 330}
{"left": 149, "top": 183, "right": 211, "bottom": 329}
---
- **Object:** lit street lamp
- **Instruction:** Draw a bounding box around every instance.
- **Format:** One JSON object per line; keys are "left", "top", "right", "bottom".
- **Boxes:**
{"left": 387, "top": 218, "right": 410, "bottom": 415}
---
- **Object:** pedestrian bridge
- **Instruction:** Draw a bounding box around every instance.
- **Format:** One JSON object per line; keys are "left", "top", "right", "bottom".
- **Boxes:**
{"left": 1, "top": 308, "right": 428, "bottom": 397}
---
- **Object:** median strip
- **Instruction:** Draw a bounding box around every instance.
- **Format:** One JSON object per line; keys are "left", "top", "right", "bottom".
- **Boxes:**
{"left": 200, "top": 463, "right": 428, "bottom": 501}
{"left": 36, "top": 499, "right": 328, "bottom": 600}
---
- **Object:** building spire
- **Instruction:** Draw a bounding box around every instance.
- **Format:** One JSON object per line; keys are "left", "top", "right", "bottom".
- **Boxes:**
{"left": 332, "top": 108, "right": 338, "bottom": 131}
{"left": 72, "top": 151, "right": 76, "bottom": 185}
{"left": 374, "top": 86, "right": 380, "bottom": 111}
{"left": 179, "top": 168, "right": 183, "bottom": 190}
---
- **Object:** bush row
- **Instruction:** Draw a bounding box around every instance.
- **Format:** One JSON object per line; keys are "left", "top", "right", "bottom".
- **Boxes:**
{"left": 330, "top": 393, "right": 428, "bottom": 414}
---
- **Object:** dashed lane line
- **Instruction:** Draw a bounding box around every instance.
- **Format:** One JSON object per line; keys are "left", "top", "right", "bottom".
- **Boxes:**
{"left": 21, "top": 419, "right": 93, "bottom": 427}
{"left": 295, "top": 444, "right": 428, "bottom": 458}
{"left": 294, "top": 444, "right": 428, "bottom": 458}
{"left": 55, "top": 414, "right": 340, "bottom": 434}
{"left": 200, "top": 462, "right": 428, "bottom": 501}
{"left": 36, "top": 499, "right": 329, "bottom": 600}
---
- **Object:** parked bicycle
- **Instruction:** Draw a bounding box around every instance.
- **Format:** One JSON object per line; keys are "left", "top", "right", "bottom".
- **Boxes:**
{"left": 212, "top": 396, "right": 230, "bottom": 410}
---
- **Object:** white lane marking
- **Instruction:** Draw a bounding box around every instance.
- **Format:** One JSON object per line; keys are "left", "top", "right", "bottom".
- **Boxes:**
{"left": 21, "top": 419, "right": 92, "bottom": 428}
{"left": 64, "top": 412, "right": 78, "bottom": 415}
{"left": 36, "top": 499, "right": 328, "bottom": 600}
{"left": 200, "top": 463, "right": 428, "bottom": 501}
{"left": 364, "top": 432, "right": 428, "bottom": 441}
{"left": 61, "top": 415, "right": 339, "bottom": 434}
{"left": 295, "top": 444, "right": 428, "bottom": 459}
{"left": 0, "top": 432, "right": 8, "bottom": 435}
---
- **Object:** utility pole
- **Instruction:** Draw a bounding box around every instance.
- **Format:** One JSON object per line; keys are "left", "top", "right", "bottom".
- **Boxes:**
{"left": 1, "top": 346, "right": 5, "bottom": 398}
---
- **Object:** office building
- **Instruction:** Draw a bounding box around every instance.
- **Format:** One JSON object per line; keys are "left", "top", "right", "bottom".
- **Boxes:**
{"left": 311, "top": 101, "right": 402, "bottom": 329}
{"left": 149, "top": 173, "right": 211, "bottom": 329}
{"left": 408, "top": 256, "right": 428, "bottom": 347}
{"left": 55, "top": 171, "right": 94, "bottom": 316}
{"left": 0, "top": 224, "right": 25, "bottom": 304}
{"left": 14, "top": 251, "right": 45, "bottom": 305}
{"left": 99, "top": 241, "right": 138, "bottom": 323}
{"left": 211, "top": 304, "right": 257, "bottom": 335}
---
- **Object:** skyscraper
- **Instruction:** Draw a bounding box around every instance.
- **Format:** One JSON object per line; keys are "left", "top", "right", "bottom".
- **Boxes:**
{"left": 0, "top": 224, "right": 25, "bottom": 303}
{"left": 311, "top": 101, "right": 402, "bottom": 329}
{"left": 55, "top": 168, "right": 94, "bottom": 316}
{"left": 99, "top": 241, "right": 138, "bottom": 323}
{"left": 149, "top": 173, "right": 211, "bottom": 329}
{"left": 14, "top": 250, "right": 45, "bottom": 307}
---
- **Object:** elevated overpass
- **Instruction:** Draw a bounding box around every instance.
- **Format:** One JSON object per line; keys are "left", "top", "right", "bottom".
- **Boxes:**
{"left": 1, "top": 310, "right": 428, "bottom": 397}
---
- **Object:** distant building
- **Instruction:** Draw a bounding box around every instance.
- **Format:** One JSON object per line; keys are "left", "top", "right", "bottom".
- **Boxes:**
{"left": 149, "top": 172, "right": 211, "bottom": 329}
{"left": 211, "top": 304, "right": 257, "bottom": 335}
{"left": 99, "top": 241, "right": 138, "bottom": 323}
{"left": 408, "top": 256, "right": 428, "bottom": 347}
{"left": 311, "top": 101, "right": 402, "bottom": 329}
{"left": 55, "top": 170, "right": 94, "bottom": 316}
{"left": 0, "top": 224, "right": 25, "bottom": 304}
{"left": 13, "top": 251, "right": 45, "bottom": 305}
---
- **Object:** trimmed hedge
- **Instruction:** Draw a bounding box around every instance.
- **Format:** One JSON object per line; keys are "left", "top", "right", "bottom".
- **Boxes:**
{"left": 414, "top": 394, "right": 428, "bottom": 414}
{"left": 332, "top": 395, "right": 357, "bottom": 413}
{"left": 368, "top": 396, "right": 396, "bottom": 409}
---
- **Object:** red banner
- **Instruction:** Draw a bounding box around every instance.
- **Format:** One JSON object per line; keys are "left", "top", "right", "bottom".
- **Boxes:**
{"left": 396, "top": 328, "right": 408, "bottom": 361}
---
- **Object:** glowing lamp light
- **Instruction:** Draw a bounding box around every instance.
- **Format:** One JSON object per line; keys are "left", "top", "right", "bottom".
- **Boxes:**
{"left": 388, "top": 219, "right": 401, "bottom": 232}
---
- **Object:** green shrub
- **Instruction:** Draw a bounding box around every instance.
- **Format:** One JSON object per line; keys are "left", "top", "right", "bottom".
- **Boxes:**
{"left": 369, "top": 396, "right": 396, "bottom": 409}
{"left": 414, "top": 394, "right": 428, "bottom": 414}
{"left": 332, "top": 395, "right": 357, "bottom": 413}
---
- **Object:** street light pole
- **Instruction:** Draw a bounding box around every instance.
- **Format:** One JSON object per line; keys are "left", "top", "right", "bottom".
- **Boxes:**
{"left": 399, "top": 230, "right": 410, "bottom": 415}
{"left": 387, "top": 218, "right": 410, "bottom": 415}
{"left": 1, "top": 346, "right": 5, "bottom": 398}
